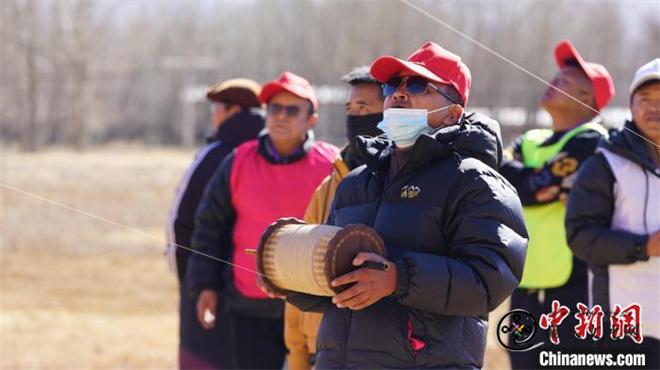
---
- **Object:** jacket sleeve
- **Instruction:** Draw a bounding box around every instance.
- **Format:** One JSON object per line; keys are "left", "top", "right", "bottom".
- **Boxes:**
{"left": 284, "top": 171, "right": 341, "bottom": 370}
{"left": 286, "top": 293, "right": 332, "bottom": 313}
{"left": 393, "top": 165, "right": 528, "bottom": 317}
{"left": 285, "top": 303, "right": 312, "bottom": 370}
{"left": 500, "top": 131, "right": 602, "bottom": 205}
{"left": 186, "top": 154, "right": 236, "bottom": 297}
{"left": 303, "top": 158, "right": 347, "bottom": 225}
{"left": 283, "top": 177, "right": 335, "bottom": 369}
{"left": 286, "top": 189, "right": 345, "bottom": 313}
{"left": 303, "top": 175, "right": 334, "bottom": 225}
{"left": 500, "top": 134, "right": 541, "bottom": 205}
{"left": 171, "top": 144, "right": 230, "bottom": 280}
{"left": 565, "top": 154, "right": 649, "bottom": 265}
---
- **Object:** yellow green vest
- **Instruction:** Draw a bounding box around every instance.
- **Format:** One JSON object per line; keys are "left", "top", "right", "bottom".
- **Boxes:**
{"left": 519, "top": 122, "right": 607, "bottom": 288}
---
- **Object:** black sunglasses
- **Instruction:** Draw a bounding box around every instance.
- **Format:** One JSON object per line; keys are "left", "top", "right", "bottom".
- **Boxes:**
{"left": 268, "top": 103, "right": 303, "bottom": 118}
{"left": 383, "top": 76, "right": 460, "bottom": 105}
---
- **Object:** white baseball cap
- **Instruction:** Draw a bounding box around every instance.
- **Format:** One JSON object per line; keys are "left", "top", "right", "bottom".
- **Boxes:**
{"left": 630, "top": 58, "right": 660, "bottom": 94}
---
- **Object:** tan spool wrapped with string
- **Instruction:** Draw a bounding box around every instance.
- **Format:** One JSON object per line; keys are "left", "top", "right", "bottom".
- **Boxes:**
{"left": 255, "top": 217, "right": 386, "bottom": 297}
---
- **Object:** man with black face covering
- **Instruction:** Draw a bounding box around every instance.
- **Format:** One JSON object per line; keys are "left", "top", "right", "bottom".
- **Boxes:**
{"left": 283, "top": 66, "right": 384, "bottom": 370}
{"left": 342, "top": 66, "right": 386, "bottom": 167}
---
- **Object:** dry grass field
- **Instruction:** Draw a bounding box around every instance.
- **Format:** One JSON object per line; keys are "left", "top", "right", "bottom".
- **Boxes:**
{"left": 0, "top": 145, "right": 192, "bottom": 369}
{"left": 0, "top": 145, "right": 510, "bottom": 369}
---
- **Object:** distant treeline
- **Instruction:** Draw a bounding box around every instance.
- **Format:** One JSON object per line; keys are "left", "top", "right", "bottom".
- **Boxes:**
{"left": 1, "top": 0, "right": 657, "bottom": 150}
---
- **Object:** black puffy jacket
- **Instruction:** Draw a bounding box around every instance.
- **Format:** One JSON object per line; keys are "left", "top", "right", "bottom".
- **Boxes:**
{"left": 288, "top": 113, "right": 528, "bottom": 369}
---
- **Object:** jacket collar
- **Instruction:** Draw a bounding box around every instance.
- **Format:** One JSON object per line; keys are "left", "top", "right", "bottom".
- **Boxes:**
{"left": 339, "top": 143, "right": 365, "bottom": 171}
{"left": 257, "top": 130, "right": 315, "bottom": 164}
{"left": 206, "top": 108, "right": 265, "bottom": 145}
{"left": 355, "top": 112, "right": 503, "bottom": 174}
{"left": 603, "top": 121, "right": 660, "bottom": 177}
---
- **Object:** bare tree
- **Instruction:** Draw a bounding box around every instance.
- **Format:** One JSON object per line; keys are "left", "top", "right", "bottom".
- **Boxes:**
{"left": 0, "top": 0, "right": 656, "bottom": 149}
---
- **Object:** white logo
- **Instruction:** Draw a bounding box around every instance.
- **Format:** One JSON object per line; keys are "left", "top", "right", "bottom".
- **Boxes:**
{"left": 400, "top": 185, "right": 421, "bottom": 199}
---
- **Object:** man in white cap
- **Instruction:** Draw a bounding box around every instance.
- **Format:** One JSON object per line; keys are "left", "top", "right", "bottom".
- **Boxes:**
{"left": 566, "top": 58, "right": 660, "bottom": 368}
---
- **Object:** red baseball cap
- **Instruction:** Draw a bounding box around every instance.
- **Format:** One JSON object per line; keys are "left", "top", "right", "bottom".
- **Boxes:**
{"left": 370, "top": 42, "right": 472, "bottom": 106}
{"left": 554, "top": 40, "right": 615, "bottom": 110}
{"left": 259, "top": 71, "right": 319, "bottom": 111}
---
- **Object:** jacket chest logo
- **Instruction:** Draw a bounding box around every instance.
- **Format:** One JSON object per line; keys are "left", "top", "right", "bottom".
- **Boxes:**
{"left": 400, "top": 185, "right": 421, "bottom": 199}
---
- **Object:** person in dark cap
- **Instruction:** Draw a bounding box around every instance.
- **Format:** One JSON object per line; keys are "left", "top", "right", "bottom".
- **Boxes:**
{"left": 280, "top": 41, "right": 527, "bottom": 369}
{"left": 500, "top": 40, "right": 615, "bottom": 368}
{"left": 187, "top": 72, "right": 339, "bottom": 369}
{"left": 166, "top": 77, "right": 264, "bottom": 369}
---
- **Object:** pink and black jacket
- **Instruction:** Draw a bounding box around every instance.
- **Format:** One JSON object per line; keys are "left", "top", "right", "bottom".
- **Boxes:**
{"left": 187, "top": 131, "right": 338, "bottom": 318}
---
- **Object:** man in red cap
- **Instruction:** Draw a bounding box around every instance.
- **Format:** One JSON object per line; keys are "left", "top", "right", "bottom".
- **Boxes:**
{"left": 186, "top": 71, "right": 338, "bottom": 369}
{"left": 285, "top": 42, "right": 528, "bottom": 369}
{"left": 500, "top": 40, "right": 615, "bottom": 368}
{"left": 166, "top": 78, "right": 264, "bottom": 370}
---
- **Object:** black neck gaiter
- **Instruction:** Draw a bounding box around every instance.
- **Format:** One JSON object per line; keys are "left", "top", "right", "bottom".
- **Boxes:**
{"left": 346, "top": 112, "right": 384, "bottom": 143}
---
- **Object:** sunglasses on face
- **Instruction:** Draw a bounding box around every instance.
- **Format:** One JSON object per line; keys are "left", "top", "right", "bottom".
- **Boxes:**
{"left": 268, "top": 103, "right": 303, "bottom": 118}
{"left": 383, "top": 76, "right": 460, "bottom": 105}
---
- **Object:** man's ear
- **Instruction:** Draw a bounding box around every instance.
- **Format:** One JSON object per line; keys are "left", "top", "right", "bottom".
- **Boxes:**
{"left": 228, "top": 104, "right": 242, "bottom": 116}
{"left": 442, "top": 105, "right": 464, "bottom": 125}
{"left": 579, "top": 90, "right": 596, "bottom": 110}
{"left": 308, "top": 112, "right": 319, "bottom": 129}
{"left": 586, "top": 95, "right": 596, "bottom": 110}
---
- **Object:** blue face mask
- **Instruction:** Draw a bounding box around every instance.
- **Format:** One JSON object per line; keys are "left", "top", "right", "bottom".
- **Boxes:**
{"left": 377, "top": 106, "right": 452, "bottom": 148}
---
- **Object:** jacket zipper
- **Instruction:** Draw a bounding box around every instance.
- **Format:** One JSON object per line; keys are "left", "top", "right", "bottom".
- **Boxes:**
{"left": 339, "top": 170, "right": 384, "bottom": 369}
{"left": 339, "top": 153, "right": 418, "bottom": 369}
{"left": 368, "top": 170, "right": 386, "bottom": 226}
